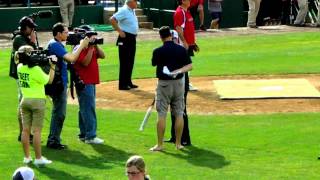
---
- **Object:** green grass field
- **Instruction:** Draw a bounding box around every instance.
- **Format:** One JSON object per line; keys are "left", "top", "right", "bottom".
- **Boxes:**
{"left": 1, "top": 31, "right": 320, "bottom": 179}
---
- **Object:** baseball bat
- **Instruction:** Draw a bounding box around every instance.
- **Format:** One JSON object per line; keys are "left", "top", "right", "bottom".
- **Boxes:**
{"left": 139, "top": 98, "right": 155, "bottom": 131}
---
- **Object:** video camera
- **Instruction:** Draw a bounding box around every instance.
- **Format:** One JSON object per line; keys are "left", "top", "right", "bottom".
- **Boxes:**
{"left": 19, "top": 49, "right": 56, "bottom": 68}
{"left": 66, "top": 27, "right": 104, "bottom": 46}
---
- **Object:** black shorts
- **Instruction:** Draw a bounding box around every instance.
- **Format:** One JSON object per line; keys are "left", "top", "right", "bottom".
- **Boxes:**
{"left": 211, "top": 12, "right": 222, "bottom": 23}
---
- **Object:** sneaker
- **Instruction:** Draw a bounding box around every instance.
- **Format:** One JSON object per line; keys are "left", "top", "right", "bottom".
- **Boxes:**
{"left": 248, "top": 25, "right": 258, "bottom": 28}
{"left": 23, "top": 157, "right": 32, "bottom": 164}
{"left": 199, "top": 24, "right": 206, "bottom": 31}
{"left": 34, "top": 157, "right": 52, "bottom": 167}
{"left": 79, "top": 137, "right": 85, "bottom": 142}
{"left": 189, "top": 83, "right": 198, "bottom": 91}
{"left": 46, "top": 142, "right": 67, "bottom": 150}
{"left": 85, "top": 137, "right": 104, "bottom": 144}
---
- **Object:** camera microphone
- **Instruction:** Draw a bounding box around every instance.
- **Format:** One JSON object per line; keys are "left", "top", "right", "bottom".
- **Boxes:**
{"left": 37, "top": 10, "right": 53, "bottom": 18}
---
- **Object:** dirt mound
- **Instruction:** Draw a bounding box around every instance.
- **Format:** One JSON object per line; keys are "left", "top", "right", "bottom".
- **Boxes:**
{"left": 68, "top": 74, "right": 320, "bottom": 115}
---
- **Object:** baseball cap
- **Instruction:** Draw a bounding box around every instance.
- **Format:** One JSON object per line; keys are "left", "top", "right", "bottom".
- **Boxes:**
{"left": 12, "top": 167, "right": 34, "bottom": 180}
{"left": 19, "top": 16, "right": 38, "bottom": 28}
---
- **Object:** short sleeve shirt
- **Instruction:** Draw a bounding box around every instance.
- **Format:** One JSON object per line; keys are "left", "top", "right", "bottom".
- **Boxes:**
{"left": 17, "top": 64, "right": 49, "bottom": 99}
{"left": 73, "top": 46, "right": 100, "bottom": 84}
{"left": 112, "top": 5, "right": 139, "bottom": 35}
{"left": 190, "top": 0, "right": 204, "bottom": 8}
{"left": 174, "top": 6, "right": 195, "bottom": 45}
{"left": 47, "top": 39, "right": 68, "bottom": 86}
{"left": 152, "top": 41, "right": 192, "bottom": 80}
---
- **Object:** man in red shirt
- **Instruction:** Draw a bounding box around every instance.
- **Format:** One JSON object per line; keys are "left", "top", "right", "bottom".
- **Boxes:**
{"left": 73, "top": 34, "right": 105, "bottom": 144}
{"left": 166, "top": 0, "right": 197, "bottom": 146}
{"left": 189, "top": 0, "right": 205, "bottom": 30}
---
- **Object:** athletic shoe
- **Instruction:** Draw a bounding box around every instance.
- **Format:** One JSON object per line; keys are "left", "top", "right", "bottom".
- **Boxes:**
{"left": 23, "top": 157, "right": 32, "bottom": 164}
{"left": 85, "top": 137, "right": 104, "bottom": 144}
{"left": 46, "top": 142, "right": 67, "bottom": 150}
{"left": 199, "top": 24, "right": 206, "bottom": 31}
{"left": 34, "top": 157, "right": 52, "bottom": 167}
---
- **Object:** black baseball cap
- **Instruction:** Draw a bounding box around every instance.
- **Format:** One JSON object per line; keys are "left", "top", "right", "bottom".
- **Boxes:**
{"left": 19, "top": 16, "right": 37, "bottom": 28}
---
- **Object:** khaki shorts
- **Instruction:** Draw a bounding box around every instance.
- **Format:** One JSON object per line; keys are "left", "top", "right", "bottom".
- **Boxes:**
{"left": 156, "top": 79, "right": 185, "bottom": 118}
{"left": 20, "top": 98, "right": 46, "bottom": 129}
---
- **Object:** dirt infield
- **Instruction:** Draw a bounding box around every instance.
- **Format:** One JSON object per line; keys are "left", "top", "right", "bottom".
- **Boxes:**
{"left": 68, "top": 74, "right": 320, "bottom": 115}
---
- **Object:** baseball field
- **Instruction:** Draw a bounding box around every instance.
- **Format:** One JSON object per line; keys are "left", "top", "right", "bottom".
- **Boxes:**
{"left": 1, "top": 27, "right": 320, "bottom": 179}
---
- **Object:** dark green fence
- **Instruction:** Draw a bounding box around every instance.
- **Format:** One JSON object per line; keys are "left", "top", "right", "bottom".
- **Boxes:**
{"left": 0, "top": 5, "right": 104, "bottom": 32}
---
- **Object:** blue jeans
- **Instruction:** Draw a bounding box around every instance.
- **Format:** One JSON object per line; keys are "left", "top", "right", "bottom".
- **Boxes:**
{"left": 76, "top": 84, "right": 97, "bottom": 140}
{"left": 47, "top": 86, "right": 67, "bottom": 144}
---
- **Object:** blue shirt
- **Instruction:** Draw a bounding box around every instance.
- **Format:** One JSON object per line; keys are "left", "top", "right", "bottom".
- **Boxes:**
{"left": 47, "top": 39, "right": 68, "bottom": 86}
{"left": 112, "top": 5, "right": 139, "bottom": 35}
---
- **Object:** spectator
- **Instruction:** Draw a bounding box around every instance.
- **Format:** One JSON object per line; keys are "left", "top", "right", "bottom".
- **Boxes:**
{"left": 208, "top": 0, "right": 223, "bottom": 29}
{"left": 46, "top": 23, "right": 89, "bottom": 150}
{"left": 16, "top": 45, "right": 56, "bottom": 167}
{"left": 293, "top": 0, "right": 308, "bottom": 26}
{"left": 110, "top": 0, "right": 139, "bottom": 90}
{"left": 12, "top": 166, "right": 35, "bottom": 180}
{"left": 189, "top": 0, "right": 206, "bottom": 30}
{"left": 150, "top": 26, "right": 192, "bottom": 151}
{"left": 317, "top": 2, "right": 320, "bottom": 27}
{"left": 73, "top": 32, "right": 105, "bottom": 144}
{"left": 126, "top": 155, "right": 150, "bottom": 180}
{"left": 58, "top": 0, "right": 75, "bottom": 28}
{"left": 10, "top": 16, "right": 37, "bottom": 143}
{"left": 246, "top": 0, "right": 261, "bottom": 28}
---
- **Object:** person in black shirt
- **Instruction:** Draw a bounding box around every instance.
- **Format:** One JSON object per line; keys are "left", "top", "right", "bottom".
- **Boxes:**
{"left": 149, "top": 26, "right": 192, "bottom": 151}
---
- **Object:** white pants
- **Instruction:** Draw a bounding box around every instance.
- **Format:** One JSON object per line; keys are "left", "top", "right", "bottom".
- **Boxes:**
{"left": 317, "top": 2, "right": 320, "bottom": 25}
{"left": 247, "top": 0, "right": 261, "bottom": 26}
{"left": 294, "top": 0, "right": 308, "bottom": 25}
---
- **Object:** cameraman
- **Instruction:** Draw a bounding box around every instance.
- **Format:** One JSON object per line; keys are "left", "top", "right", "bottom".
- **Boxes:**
{"left": 73, "top": 35, "right": 105, "bottom": 144}
{"left": 10, "top": 16, "right": 37, "bottom": 142}
{"left": 46, "top": 22, "right": 89, "bottom": 150}
{"left": 15, "top": 45, "right": 57, "bottom": 167}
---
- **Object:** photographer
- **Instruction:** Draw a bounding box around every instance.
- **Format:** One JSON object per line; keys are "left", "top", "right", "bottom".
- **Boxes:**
{"left": 15, "top": 45, "right": 57, "bottom": 167}
{"left": 46, "top": 22, "right": 89, "bottom": 150}
{"left": 10, "top": 16, "right": 37, "bottom": 143}
{"left": 73, "top": 34, "right": 105, "bottom": 144}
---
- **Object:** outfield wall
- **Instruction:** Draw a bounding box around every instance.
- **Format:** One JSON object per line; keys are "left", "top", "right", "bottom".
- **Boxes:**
{"left": 0, "top": 5, "right": 104, "bottom": 32}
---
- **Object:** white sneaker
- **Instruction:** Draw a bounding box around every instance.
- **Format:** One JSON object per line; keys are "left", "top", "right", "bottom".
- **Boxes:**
{"left": 34, "top": 157, "right": 52, "bottom": 167}
{"left": 189, "top": 83, "right": 198, "bottom": 91}
{"left": 23, "top": 157, "right": 32, "bottom": 164}
{"left": 85, "top": 137, "right": 104, "bottom": 144}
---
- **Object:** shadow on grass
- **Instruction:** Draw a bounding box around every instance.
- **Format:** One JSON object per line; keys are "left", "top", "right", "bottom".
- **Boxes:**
{"left": 163, "top": 145, "right": 230, "bottom": 169}
{"left": 42, "top": 144, "right": 132, "bottom": 170}
{"left": 37, "top": 166, "right": 90, "bottom": 180}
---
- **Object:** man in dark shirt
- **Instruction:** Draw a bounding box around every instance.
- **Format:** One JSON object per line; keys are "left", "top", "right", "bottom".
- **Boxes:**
{"left": 11, "top": 16, "right": 37, "bottom": 142}
{"left": 150, "top": 26, "right": 192, "bottom": 151}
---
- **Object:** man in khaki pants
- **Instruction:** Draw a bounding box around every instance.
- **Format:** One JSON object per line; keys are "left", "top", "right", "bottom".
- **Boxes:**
{"left": 294, "top": 0, "right": 308, "bottom": 26}
{"left": 247, "top": 0, "right": 261, "bottom": 28}
{"left": 316, "top": 1, "right": 320, "bottom": 26}
{"left": 58, "top": 0, "right": 75, "bottom": 28}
